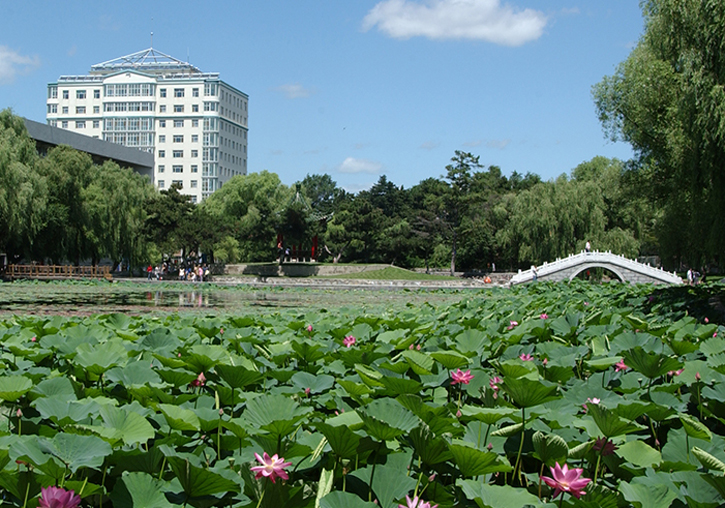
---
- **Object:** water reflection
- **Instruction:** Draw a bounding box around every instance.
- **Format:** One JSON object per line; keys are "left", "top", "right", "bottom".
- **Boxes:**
{"left": 147, "top": 291, "right": 213, "bottom": 307}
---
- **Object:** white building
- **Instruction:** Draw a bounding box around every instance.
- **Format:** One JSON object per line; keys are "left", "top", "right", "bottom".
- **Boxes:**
{"left": 46, "top": 47, "right": 248, "bottom": 203}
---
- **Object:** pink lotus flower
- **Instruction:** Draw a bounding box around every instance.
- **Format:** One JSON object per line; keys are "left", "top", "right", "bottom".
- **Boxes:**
{"left": 519, "top": 353, "right": 534, "bottom": 361}
{"left": 191, "top": 372, "right": 206, "bottom": 387}
{"left": 31, "top": 336, "right": 37, "bottom": 342}
{"left": 250, "top": 451, "right": 292, "bottom": 483}
{"left": 540, "top": 313, "right": 548, "bottom": 320}
{"left": 592, "top": 437, "right": 617, "bottom": 456}
{"left": 582, "top": 397, "right": 600, "bottom": 412}
{"left": 399, "top": 495, "right": 438, "bottom": 508}
{"left": 307, "top": 325, "right": 313, "bottom": 333}
{"left": 507, "top": 320, "right": 518, "bottom": 330}
{"left": 39, "top": 486, "right": 81, "bottom": 508}
{"left": 343, "top": 335, "right": 356, "bottom": 348}
{"left": 614, "top": 359, "right": 629, "bottom": 372}
{"left": 220, "top": 327, "right": 224, "bottom": 335}
{"left": 541, "top": 463, "right": 591, "bottom": 499}
{"left": 696, "top": 372, "right": 701, "bottom": 381}
{"left": 416, "top": 344, "right": 421, "bottom": 351}
{"left": 668, "top": 368, "right": 684, "bottom": 377}
{"left": 450, "top": 368, "right": 474, "bottom": 385}
{"left": 304, "top": 387, "right": 311, "bottom": 395}
{"left": 542, "top": 358, "right": 548, "bottom": 366}
{"left": 705, "top": 318, "right": 709, "bottom": 323}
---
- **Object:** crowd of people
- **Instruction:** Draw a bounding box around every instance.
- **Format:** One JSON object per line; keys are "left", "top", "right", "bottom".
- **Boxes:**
{"left": 146, "top": 261, "right": 211, "bottom": 282}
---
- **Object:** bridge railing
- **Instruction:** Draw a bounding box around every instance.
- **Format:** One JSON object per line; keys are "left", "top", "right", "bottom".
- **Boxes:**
{"left": 6, "top": 265, "right": 112, "bottom": 281}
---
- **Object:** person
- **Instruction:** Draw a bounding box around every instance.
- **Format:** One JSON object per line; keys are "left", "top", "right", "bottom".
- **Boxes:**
{"left": 585, "top": 241, "right": 591, "bottom": 253}
{"left": 687, "top": 268, "right": 693, "bottom": 285}
{"left": 146, "top": 264, "right": 153, "bottom": 281}
{"left": 532, "top": 265, "right": 538, "bottom": 282}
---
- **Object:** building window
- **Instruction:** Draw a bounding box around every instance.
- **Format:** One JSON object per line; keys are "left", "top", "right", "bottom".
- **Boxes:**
{"left": 94, "top": 90, "right": 100, "bottom": 99}
{"left": 192, "top": 88, "right": 199, "bottom": 97}
{"left": 204, "top": 83, "right": 217, "bottom": 96}
{"left": 190, "top": 105, "right": 198, "bottom": 113}
{"left": 174, "top": 88, "right": 184, "bottom": 98}
{"left": 191, "top": 180, "right": 198, "bottom": 188}
{"left": 191, "top": 165, "right": 198, "bottom": 173}
{"left": 92, "top": 120, "right": 100, "bottom": 128}
{"left": 172, "top": 165, "right": 183, "bottom": 173}
{"left": 191, "top": 150, "right": 198, "bottom": 158}
{"left": 61, "top": 106, "right": 68, "bottom": 114}
{"left": 158, "top": 165, "right": 165, "bottom": 173}
{"left": 191, "top": 135, "right": 198, "bottom": 143}
{"left": 190, "top": 196, "right": 197, "bottom": 203}
{"left": 159, "top": 120, "right": 166, "bottom": 128}
{"left": 61, "top": 121, "right": 68, "bottom": 128}
{"left": 158, "top": 180, "right": 165, "bottom": 188}
{"left": 76, "top": 90, "right": 86, "bottom": 99}
{"left": 160, "top": 88, "right": 167, "bottom": 98}
{"left": 159, "top": 105, "right": 166, "bottom": 113}
{"left": 62, "top": 90, "right": 69, "bottom": 99}
{"left": 49, "top": 86, "right": 58, "bottom": 99}
{"left": 172, "top": 180, "right": 183, "bottom": 188}
{"left": 158, "top": 135, "right": 166, "bottom": 143}
{"left": 48, "top": 104, "right": 57, "bottom": 114}
{"left": 48, "top": 120, "right": 57, "bottom": 127}
{"left": 76, "top": 106, "right": 86, "bottom": 114}
{"left": 192, "top": 119, "right": 199, "bottom": 127}
{"left": 93, "top": 105, "right": 100, "bottom": 114}
{"left": 173, "top": 135, "right": 183, "bottom": 143}
{"left": 158, "top": 150, "right": 165, "bottom": 158}
{"left": 76, "top": 121, "right": 86, "bottom": 129}
{"left": 173, "top": 104, "right": 184, "bottom": 113}
{"left": 174, "top": 119, "right": 184, "bottom": 128}
{"left": 173, "top": 150, "right": 183, "bottom": 158}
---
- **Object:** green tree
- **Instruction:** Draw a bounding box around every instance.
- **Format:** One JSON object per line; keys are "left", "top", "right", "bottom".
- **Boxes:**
{"left": 442, "top": 151, "right": 481, "bottom": 274}
{"left": 202, "top": 171, "right": 290, "bottom": 261}
{"left": 593, "top": 0, "right": 725, "bottom": 266}
{"left": 0, "top": 110, "right": 45, "bottom": 261}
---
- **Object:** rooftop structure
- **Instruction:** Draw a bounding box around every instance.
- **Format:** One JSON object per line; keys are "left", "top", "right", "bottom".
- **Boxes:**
{"left": 46, "top": 47, "right": 248, "bottom": 203}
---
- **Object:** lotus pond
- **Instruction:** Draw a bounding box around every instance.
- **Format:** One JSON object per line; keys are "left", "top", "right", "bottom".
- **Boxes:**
{"left": 1, "top": 280, "right": 725, "bottom": 507}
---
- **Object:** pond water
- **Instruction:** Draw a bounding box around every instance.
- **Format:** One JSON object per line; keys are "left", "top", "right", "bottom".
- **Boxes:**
{"left": 0, "top": 281, "right": 476, "bottom": 316}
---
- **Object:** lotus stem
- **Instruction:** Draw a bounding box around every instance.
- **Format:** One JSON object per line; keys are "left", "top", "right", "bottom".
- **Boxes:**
{"left": 513, "top": 407, "right": 526, "bottom": 485}
{"left": 593, "top": 453, "right": 602, "bottom": 485}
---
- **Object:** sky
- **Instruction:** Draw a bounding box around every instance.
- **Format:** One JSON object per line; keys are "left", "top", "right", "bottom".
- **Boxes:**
{"left": 0, "top": 0, "right": 645, "bottom": 193}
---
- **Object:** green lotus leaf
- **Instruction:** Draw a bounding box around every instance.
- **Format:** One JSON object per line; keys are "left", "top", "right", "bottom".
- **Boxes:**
{"left": 458, "top": 479, "right": 541, "bottom": 508}
{"left": 39, "top": 433, "right": 112, "bottom": 473}
{"left": 619, "top": 481, "right": 678, "bottom": 508}
{"left": 158, "top": 404, "right": 201, "bottom": 432}
{"left": 532, "top": 431, "right": 569, "bottom": 467}
{"left": 316, "top": 422, "right": 361, "bottom": 459}
{"left": 156, "top": 368, "right": 197, "bottom": 387}
{"left": 588, "top": 403, "right": 645, "bottom": 438}
{"left": 319, "top": 491, "right": 378, "bottom": 508}
{"left": 215, "top": 363, "right": 263, "bottom": 389}
{"left": 409, "top": 425, "right": 452, "bottom": 465}
{"left": 616, "top": 440, "right": 662, "bottom": 468}
{"left": 460, "top": 406, "right": 516, "bottom": 425}
{"left": 106, "top": 361, "right": 163, "bottom": 388}
{"left": 349, "top": 463, "right": 417, "bottom": 508}
{"left": 431, "top": 351, "right": 470, "bottom": 369}
{"left": 242, "top": 393, "right": 312, "bottom": 437}
{"left": 29, "top": 376, "right": 77, "bottom": 402}
{"left": 0, "top": 376, "right": 33, "bottom": 402}
{"left": 109, "top": 472, "right": 173, "bottom": 508}
{"left": 378, "top": 376, "right": 423, "bottom": 395}
{"left": 454, "top": 329, "right": 490, "bottom": 354}
{"left": 449, "top": 443, "right": 512, "bottom": 476}
{"left": 356, "top": 364, "right": 385, "bottom": 387}
{"left": 692, "top": 447, "right": 725, "bottom": 473}
{"left": 167, "top": 456, "right": 239, "bottom": 498}
{"left": 401, "top": 350, "right": 434, "bottom": 375}
{"left": 337, "top": 379, "right": 373, "bottom": 397}
{"left": 359, "top": 398, "right": 419, "bottom": 441}
{"left": 75, "top": 340, "right": 128, "bottom": 376}
{"left": 98, "top": 405, "right": 155, "bottom": 446}
{"left": 680, "top": 414, "right": 712, "bottom": 441}
{"left": 621, "top": 347, "right": 683, "bottom": 380}
{"left": 501, "top": 377, "right": 559, "bottom": 408}
{"left": 291, "top": 371, "right": 335, "bottom": 394}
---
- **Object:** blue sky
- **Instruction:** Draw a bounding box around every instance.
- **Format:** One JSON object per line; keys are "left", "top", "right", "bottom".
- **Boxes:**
{"left": 0, "top": 1, "right": 644, "bottom": 192}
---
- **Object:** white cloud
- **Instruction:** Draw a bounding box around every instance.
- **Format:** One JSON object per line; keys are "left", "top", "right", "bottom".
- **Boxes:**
{"left": 362, "top": 0, "right": 547, "bottom": 46}
{"left": 274, "top": 83, "right": 314, "bottom": 99}
{"left": 420, "top": 140, "right": 440, "bottom": 150}
{"left": 0, "top": 46, "right": 40, "bottom": 85}
{"left": 337, "top": 157, "right": 383, "bottom": 174}
{"left": 486, "top": 138, "right": 511, "bottom": 149}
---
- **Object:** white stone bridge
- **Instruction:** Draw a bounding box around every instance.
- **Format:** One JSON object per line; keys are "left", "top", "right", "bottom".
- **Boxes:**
{"left": 509, "top": 251, "right": 682, "bottom": 286}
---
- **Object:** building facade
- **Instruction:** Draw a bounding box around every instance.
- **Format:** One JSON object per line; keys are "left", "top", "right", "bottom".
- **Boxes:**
{"left": 46, "top": 48, "right": 248, "bottom": 203}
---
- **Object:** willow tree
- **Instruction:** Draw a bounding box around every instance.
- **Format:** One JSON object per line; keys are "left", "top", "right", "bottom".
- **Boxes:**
{"left": 593, "top": 0, "right": 725, "bottom": 266}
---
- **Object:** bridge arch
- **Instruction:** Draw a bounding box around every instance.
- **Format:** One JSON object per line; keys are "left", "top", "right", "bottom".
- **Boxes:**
{"left": 568, "top": 263, "right": 626, "bottom": 282}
